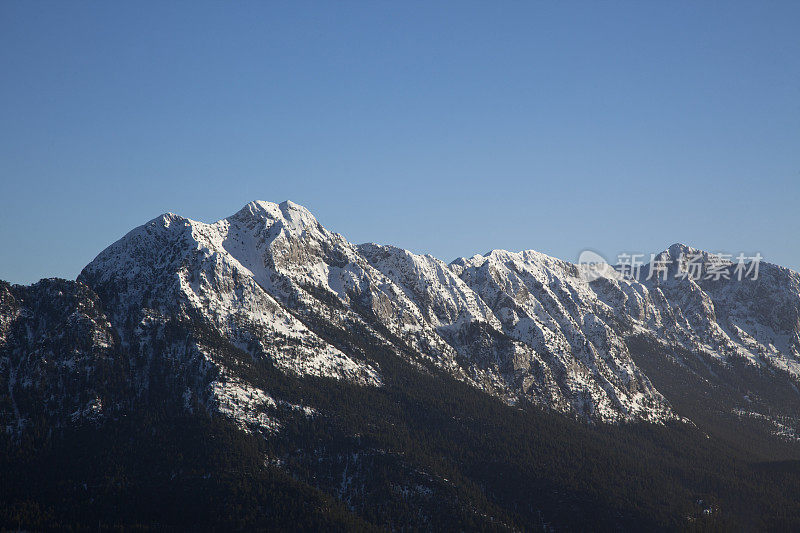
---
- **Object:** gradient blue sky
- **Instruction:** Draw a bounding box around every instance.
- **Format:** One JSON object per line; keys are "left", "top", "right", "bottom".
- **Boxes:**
{"left": 1, "top": 1, "right": 798, "bottom": 284}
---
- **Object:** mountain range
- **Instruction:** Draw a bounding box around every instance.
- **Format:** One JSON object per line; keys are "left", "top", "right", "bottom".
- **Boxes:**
{"left": 2, "top": 200, "right": 800, "bottom": 530}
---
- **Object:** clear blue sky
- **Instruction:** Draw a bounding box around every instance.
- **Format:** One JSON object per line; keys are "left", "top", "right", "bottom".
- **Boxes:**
{"left": 1, "top": 1, "right": 798, "bottom": 284}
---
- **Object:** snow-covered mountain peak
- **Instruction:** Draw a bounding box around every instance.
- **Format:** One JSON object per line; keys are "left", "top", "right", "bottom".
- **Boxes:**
{"left": 657, "top": 243, "right": 747, "bottom": 268}
{"left": 230, "top": 200, "right": 321, "bottom": 236}
{"left": 454, "top": 248, "right": 577, "bottom": 269}
{"left": 156, "top": 212, "right": 185, "bottom": 227}
{"left": 449, "top": 254, "right": 487, "bottom": 272}
{"left": 456, "top": 249, "right": 583, "bottom": 285}
{"left": 667, "top": 242, "right": 692, "bottom": 253}
{"left": 78, "top": 202, "right": 383, "bottom": 392}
